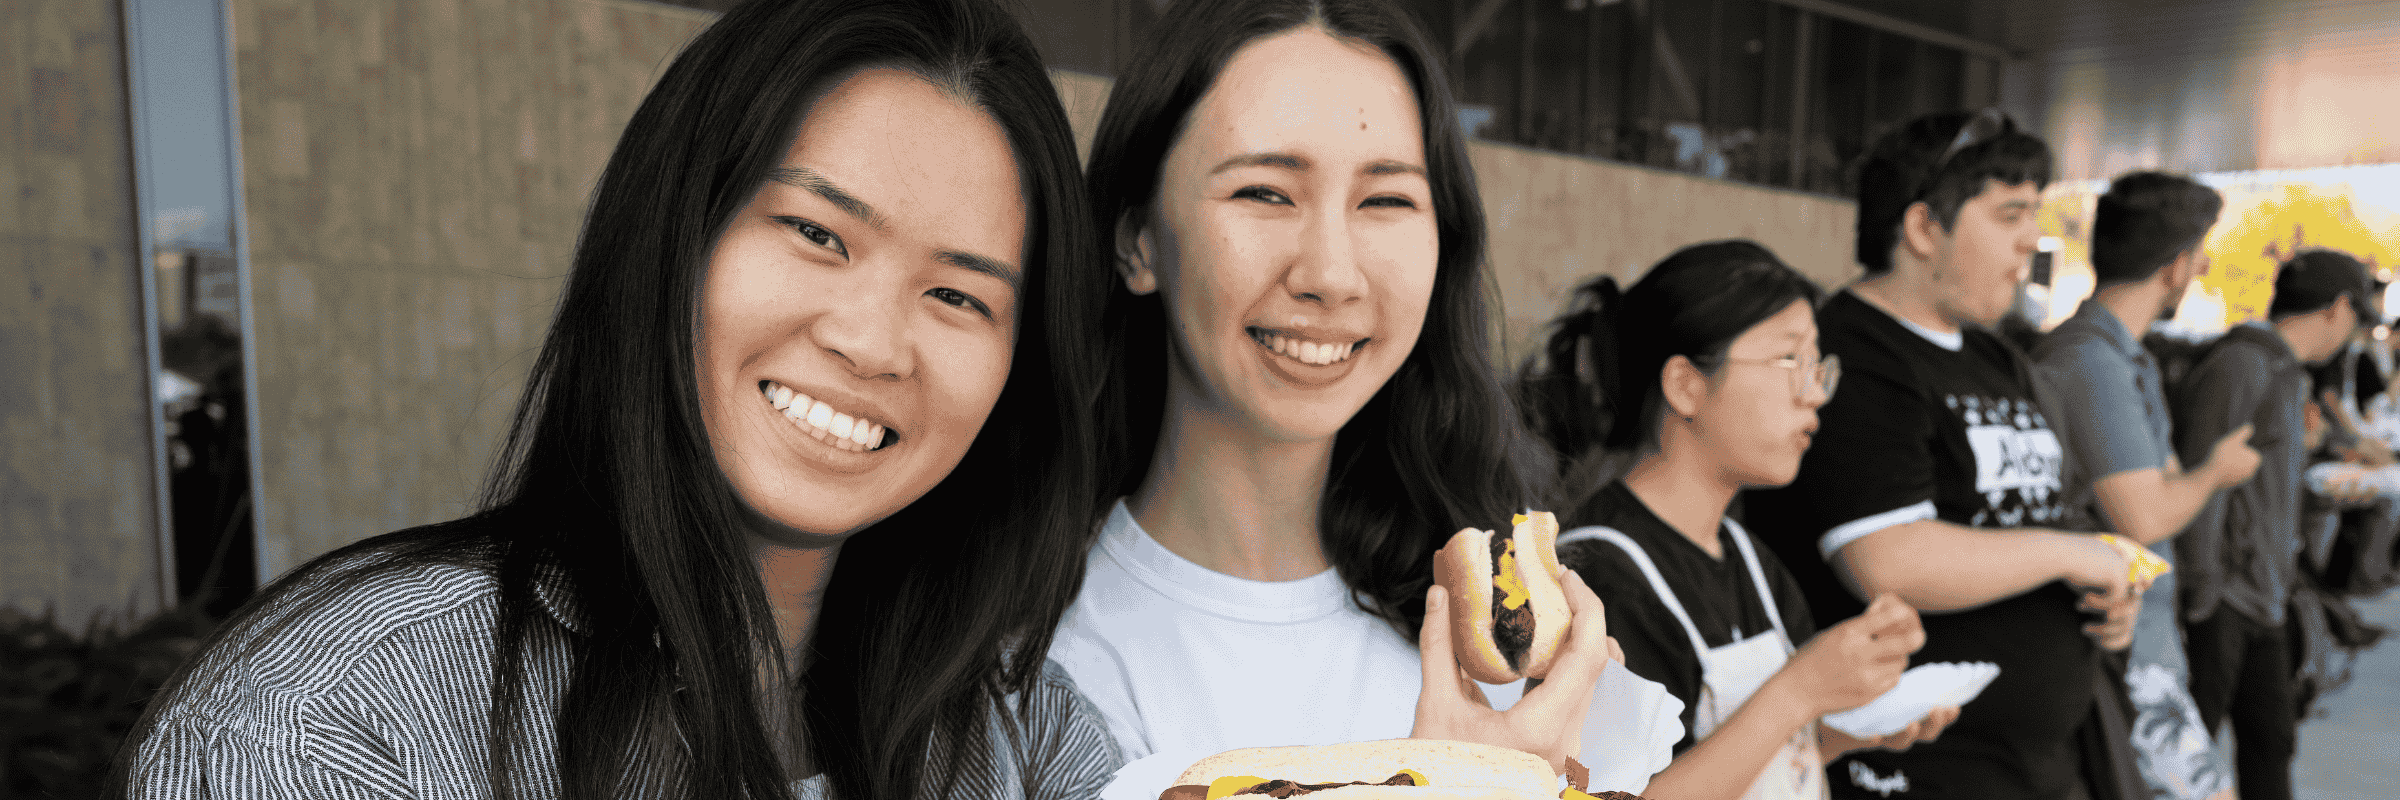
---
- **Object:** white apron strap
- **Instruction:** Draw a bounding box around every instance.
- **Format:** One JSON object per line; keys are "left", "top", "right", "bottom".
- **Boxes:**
{"left": 1722, "top": 519, "right": 1792, "bottom": 652}
{"left": 1557, "top": 526, "right": 1710, "bottom": 658}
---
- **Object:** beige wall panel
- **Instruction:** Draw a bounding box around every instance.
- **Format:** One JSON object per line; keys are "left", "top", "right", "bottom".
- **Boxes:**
{"left": 0, "top": 0, "right": 162, "bottom": 623}
{"left": 233, "top": 0, "right": 712, "bottom": 576}
{"left": 1470, "top": 140, "right": 1859, "bottom": 364}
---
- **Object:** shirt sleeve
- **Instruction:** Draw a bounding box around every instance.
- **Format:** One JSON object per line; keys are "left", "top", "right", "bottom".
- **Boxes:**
{"left": 2034, "top": 333, "right": 2168, "bottom": 480}
{"left": 1781, "top": 354, "right": 1940, "bottom": 560}
{"left": 1045, "top": 607, "right": 1153, "bottom": 761}
{"left": 1019, "top": 660, "right": 1130, "bottom": 800}
{"left": 127, "top": 705, "right": 411, "bottom": 800}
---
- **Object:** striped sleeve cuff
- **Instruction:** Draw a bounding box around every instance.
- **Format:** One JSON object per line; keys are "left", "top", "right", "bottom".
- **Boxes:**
{"left": 1818, "top": 500, "right": 1938, "bottom": 561}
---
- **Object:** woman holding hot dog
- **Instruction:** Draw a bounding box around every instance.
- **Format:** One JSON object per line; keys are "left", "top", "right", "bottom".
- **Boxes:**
{"left": 1049, "top": 0, "right": 1682, "bottom": 789}
{"left": 1516, "top": 241, "right": 1957, "bottom": 800}
{"left": 115, "top": 1, "right": 1118, "bottom": 797}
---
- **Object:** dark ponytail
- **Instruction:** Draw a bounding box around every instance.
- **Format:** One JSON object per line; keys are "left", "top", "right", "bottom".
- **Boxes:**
{"left": 1519, "top": 276, "right": 1626, "bottom": 465}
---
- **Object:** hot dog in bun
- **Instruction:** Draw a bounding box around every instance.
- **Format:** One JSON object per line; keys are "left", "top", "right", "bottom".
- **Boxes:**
{"left": 1432, "top": 512, "right": 1570, "bottom": 684}
{"left": 1154, "top": 739, "right": 1644, "bottom": 800}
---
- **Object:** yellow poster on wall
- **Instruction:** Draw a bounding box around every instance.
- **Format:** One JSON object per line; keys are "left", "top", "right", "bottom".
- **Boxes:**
{"left": 2198, "top": 181, "right": 2398, "bottom": 328}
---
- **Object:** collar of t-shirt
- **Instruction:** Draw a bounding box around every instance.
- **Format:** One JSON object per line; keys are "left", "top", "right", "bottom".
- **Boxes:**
{"left": 1847, "top": 288, "right": 1964, "bottom": 352}
{"left": 2064, "top": 297, "right": 2148, "bottom": 362}
{"left": 1100, "top": 499, "right": 1357, "bottom": 624}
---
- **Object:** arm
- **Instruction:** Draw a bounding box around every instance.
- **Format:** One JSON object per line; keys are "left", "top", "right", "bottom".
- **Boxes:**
{"left": 1026, "top": 661, "right": 1132, "bottom": 800}
{"left": 2033, "top": 335, "right": 2258, "bottom": 545}
{"left": 2092, "top": 432, "right": 2255, "bottom": 546}
{"left": 1832, "top": 519, "right": 2129, "bottom": 612}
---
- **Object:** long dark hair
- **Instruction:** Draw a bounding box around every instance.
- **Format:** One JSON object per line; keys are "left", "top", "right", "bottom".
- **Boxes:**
{"left": 1084, "top": 0, "right": 1532, "bottom": 636}
{"left": 111, "top": 0, "right": 1102, "bottom": 798}
{"left": 1516, "top": 240, "right": 1822, "bottom": 515}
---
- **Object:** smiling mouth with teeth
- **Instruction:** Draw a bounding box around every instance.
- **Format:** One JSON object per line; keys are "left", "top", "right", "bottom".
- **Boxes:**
{"left": 760, "top": 381, "right": 896, "bottom": 452}
{"left": 1249, "top": 328, "right": 1366, "bottom": 366}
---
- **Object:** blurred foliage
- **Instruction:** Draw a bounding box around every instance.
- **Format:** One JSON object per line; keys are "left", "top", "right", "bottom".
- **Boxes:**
{"left": 2, "top": 604, "right": 216, "bottom": 799}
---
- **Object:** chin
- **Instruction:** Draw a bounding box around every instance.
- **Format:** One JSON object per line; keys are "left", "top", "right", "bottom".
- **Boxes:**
{"left": 747, "top": 490, "right": 908, "bottom": 542}
{"left": 1738, "top": 457, "right": 1804, "bottom": 490}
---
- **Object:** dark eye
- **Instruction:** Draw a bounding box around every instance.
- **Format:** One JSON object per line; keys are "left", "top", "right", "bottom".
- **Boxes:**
{"left": 929, "top": 287, "right": 992, "bottom": 318}
{"left": 1360, "top": 195, "right": 1417, "bottom": 209}
{"left": 1232, "top": 186, "right": 1292, "bottom": 205}
{"left": 773, "top": 216, "right": 847, "bottom": 257}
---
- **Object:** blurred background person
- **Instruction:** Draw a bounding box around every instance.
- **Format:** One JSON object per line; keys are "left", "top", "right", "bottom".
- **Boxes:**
{"left": 2032, "top": 171, "right": 2251, "bottom": 800}
{"left": 2169, "top": 249, "right": 2376, "bottom": 800}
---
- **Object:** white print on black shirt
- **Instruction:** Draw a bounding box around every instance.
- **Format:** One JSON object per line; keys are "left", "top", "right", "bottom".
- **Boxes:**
{"left": 1848, "top": 762, "right": 1910, "bottom": 797}
{"left": 1946, "top": 395, "right": 2066, "bottom": 527}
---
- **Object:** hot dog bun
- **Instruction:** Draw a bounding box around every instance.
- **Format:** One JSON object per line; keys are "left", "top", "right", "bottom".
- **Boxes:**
{"left": 1171, "top": 739, "right": 1556, "bottom": 799}
{"left": 1432, "top": 511, "right": 1570, "bottom": 684}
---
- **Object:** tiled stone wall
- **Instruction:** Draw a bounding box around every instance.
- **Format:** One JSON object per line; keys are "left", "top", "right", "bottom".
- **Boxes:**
{"left": 1, "top": 0, "right": 164, "bottom": 624}
{"left": 230, "top": 0, "right": 713, "bottom": 575}
{"left": 1471, "top": 139, "right": 1860, "bottom": 365}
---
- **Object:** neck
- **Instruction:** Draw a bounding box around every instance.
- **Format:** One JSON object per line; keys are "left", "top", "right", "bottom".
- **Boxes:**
{"left": 750, "top": 537, "right": 838, "bottom": 777}
{"left": 1853, "top": 265, "right": 1960, "bottom": 336}
{"left": 753, "top": 540, "right": 841, "bottom": 669}
{"left": 2270, "top": 316, "right": 2321, "bottom": 362}
{"left": 1620, "top": 439, "right": 1737, "bottom": 559}
{"left": 1129, "top": 377, "right": 1336, "bottom": 581}
{"left": 2093, "top": 280, "right": 2167, "bottom": 340}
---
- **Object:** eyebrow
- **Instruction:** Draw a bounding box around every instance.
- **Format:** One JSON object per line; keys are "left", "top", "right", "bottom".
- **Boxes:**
{"left": 938, "top": 250, "right": 1023, "bottom": 292}
{"left": 1210, "top": 152, "right": 1311, "bottom": 175}
{"left": 766, "top": 166, "right": 883, "bottom": 230}
{"left": 1208, "top": 152, "right": 1429, "bottom": 179}
{"left": 769, "top": 165, "right": 1021, "bottom": 292}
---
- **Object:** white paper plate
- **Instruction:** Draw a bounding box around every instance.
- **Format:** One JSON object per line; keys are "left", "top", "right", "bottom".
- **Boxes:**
{"left": 1820, "top": 661, "right": 1999, "bottom": 738}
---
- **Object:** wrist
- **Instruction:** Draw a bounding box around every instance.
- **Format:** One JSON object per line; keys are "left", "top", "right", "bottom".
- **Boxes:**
{"left": 2051, "top": 532, "right": 2105, "bottom": 583}
{"left": 1758, "top": 671, "right": 1831, "bottom": 724}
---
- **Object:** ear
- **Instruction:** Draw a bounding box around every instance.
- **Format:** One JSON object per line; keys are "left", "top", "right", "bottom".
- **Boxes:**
{"left": 1898, "top": 201, "right": 1947, "bottom": 267}
{"left": 2166, "top": 248, "right": 2207, "bottom": 285}
{"left": 1115, "top": 210, "right": 1159, "bottom": 296}
{"left": 1659, "top": 355, "right": 1712, "bottom": 421}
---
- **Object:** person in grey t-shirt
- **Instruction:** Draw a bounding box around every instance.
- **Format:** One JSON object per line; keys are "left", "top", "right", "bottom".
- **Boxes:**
{"left": 2033, "top": 172, "right": 2254, "bottom": 800}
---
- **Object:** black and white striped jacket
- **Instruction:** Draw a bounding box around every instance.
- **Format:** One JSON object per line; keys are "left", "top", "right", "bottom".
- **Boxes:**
{"left": 124, "top": 555, "right": 1123, "bottom": 798}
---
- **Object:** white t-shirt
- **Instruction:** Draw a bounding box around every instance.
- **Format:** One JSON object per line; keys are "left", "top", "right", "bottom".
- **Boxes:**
{"left": 1053, "top": 501, "right": 1683, "bottom": 795}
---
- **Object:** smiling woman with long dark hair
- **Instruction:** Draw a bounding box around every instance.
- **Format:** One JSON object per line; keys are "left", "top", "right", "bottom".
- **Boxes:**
{"left": 111, "top": 0, "right": 1115, "bottom": 797}
{"left": 1047, "top": 0, "right": 1681, "bottom": 789}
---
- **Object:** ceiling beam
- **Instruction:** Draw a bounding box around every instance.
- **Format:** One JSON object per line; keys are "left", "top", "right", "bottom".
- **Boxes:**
{"left": 1766, "top": 0, "right": 2017, "bottom": 62}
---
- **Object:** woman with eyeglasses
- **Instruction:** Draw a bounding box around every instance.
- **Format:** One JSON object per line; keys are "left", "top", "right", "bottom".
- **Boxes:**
{"left": 1515, "top": 241, "right": 1958, "bottom": 800}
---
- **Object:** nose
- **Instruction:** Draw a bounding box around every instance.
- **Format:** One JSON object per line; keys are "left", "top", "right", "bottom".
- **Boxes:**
{"left": 1285, "top": 207, "right": 1368, "bottom": 306}
{"left": 813, "top": 280, "right": 912, "bottom": 380}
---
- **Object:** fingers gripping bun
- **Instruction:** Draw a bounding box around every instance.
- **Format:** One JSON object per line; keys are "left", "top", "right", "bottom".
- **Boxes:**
{"left": 1434, "top": 512, "right": 1570, "bottom": 683}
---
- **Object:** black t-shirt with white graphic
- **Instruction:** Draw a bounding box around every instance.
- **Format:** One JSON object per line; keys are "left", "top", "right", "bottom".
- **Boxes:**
{"left": 1743, "top": 291, "right": 2093, "bottom": 800}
